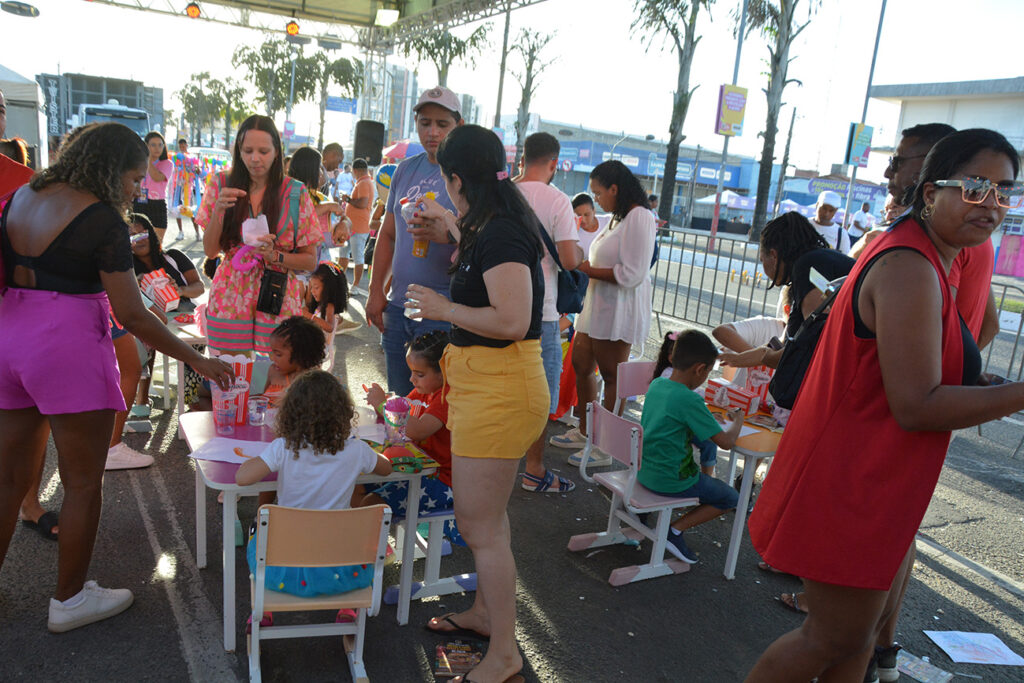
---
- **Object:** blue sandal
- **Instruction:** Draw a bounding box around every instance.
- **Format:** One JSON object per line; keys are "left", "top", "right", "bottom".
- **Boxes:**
{"left": 521, "top": 470, "right": 575, "bottom": 493}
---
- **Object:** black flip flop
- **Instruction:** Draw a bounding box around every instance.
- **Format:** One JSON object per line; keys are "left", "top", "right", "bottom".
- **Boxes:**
{"left": 21, "top": 511, "right": 58, "bottom": 541}
{"left": 424, "top": 613, "right": 490, "bottom": 641}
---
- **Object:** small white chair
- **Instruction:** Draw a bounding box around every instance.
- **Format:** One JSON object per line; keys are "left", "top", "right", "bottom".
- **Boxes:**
{"left": 248, "top": 504, "right": 392, "bottom": 683}
{"left": 568, "top": 402, "right": 700, "bottom": 586}
{"left": 384, "top": 509, "right": 477, "bottom": 605}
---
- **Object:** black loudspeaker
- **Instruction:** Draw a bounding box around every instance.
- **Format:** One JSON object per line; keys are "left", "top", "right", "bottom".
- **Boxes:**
{"left": 353, "top": 120, "right": 386, "bottom": 166}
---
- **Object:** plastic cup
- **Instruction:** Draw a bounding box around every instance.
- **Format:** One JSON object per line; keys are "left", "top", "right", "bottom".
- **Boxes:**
{"left": 248, "top": 396, "right": 268, "bottom": 426}
{"left": 212, "top": 385, "right": 238, "bottom": 435}
{"left": 383, "top": 397, "right": 411, "bottom": 443}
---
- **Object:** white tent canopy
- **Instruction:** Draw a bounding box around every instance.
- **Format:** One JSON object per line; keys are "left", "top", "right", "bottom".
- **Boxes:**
{"left": 0, "top": 64, "right": 47, "bottom": 165}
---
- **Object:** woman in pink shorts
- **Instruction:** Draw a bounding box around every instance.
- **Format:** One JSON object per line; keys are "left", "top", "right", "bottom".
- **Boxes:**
{"left": 0, "top": 122, "right": 233, "bottom": 634}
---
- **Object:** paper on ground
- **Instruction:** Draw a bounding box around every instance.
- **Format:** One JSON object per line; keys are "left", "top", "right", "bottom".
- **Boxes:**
{"left": 896, "top": 650, "right": 953, "bottom": 683}
{"left": 187, "top": 437, "right": 269, "bottom": 464}
{"left": 924, "top": 630, "right": 1024, "bottom": 666}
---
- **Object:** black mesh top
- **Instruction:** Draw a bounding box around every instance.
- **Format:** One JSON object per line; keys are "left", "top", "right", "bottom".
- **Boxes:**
{"left": 1, "top": 195, "right": 134, "bottom": 294}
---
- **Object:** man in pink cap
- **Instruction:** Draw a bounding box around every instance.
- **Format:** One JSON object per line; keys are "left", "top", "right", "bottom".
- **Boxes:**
{"left": 366, "top": 86, "right": 463, "bottom": 394}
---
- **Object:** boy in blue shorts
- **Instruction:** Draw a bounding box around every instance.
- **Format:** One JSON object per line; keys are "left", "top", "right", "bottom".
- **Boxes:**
{"left": 639, "top": 330, "right": 744, "bottom": 564}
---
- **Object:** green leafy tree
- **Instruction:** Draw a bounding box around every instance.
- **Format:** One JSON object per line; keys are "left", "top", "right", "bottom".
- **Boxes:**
{"left": 510, "top": 29, "right": 556, "bottom": 170}
{"left": 177, "top": 71, "right": 214, "bottom": 146}
{"left": 402, "top": 26, "right": 489, "bottom": 87}
{"left": 633, "top": 0, "right": 712, "bottom": 224}
{"left": 301, "top": 52, "right": 362, "bottom": 150}
{"left": 232, "top": 36, "right": 297, "bottom": 118}
{"left": 746, "top": 0, "right": 817, "bottom": 240}
{"left": 209, "top": 78, "right": 249, "bottom": 149}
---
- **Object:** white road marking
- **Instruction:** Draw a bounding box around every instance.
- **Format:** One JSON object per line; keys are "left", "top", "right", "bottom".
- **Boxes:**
{"left": 128, "top": 468, "right": 239, "bottom": 682}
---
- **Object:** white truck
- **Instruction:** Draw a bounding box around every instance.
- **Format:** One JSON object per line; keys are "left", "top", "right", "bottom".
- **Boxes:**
{"left": 73, "top": 101, "right": 150, "bottom": 137}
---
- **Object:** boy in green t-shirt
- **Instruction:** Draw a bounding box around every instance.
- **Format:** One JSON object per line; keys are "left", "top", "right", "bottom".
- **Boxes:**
{"left": 639, "top": 330, "right": 743, "bottom": 564}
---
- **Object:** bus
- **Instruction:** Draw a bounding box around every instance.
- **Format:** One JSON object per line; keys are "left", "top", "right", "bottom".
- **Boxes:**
{"left": 74, "top": 102, "right": 150, "bottom": 138}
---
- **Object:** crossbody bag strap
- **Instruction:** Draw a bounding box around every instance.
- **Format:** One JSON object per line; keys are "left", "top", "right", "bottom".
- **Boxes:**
{"left": 536, "top": 223, "right": 565, "bottom": 272}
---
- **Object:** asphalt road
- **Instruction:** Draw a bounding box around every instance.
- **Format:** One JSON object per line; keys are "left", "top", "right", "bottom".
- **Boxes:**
{"left": 2, "top": 239, "right": 1022, "bottom": 682}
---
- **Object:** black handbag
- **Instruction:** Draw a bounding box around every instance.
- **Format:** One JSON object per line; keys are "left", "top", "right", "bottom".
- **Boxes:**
{"left": 768, "top": 277, "right": 845, "bottom": 410}
{"left": 536, "top": 222, "right": 588, "bottom": 314}
{"left": 363, "top": 235, "right": 376, "bottom": 266}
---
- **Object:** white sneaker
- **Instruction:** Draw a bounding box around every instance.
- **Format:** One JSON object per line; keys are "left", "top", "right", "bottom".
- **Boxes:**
{"left": 549, "top": 427, "right": 587, "bottom": 449}
{"left": 176, "top": 231, "right": 184, "bottom": 241}
{"left": 568, "top": 448, "right": 613, "bottom": 468}
{"left": 105, "top": 443, "right": 154, "bottom": 470}
{"left": 350, "top": 285, "right": 368, "bottom": 296}
{"left": 48, "top": 581, "right": 134, "bottom": 633}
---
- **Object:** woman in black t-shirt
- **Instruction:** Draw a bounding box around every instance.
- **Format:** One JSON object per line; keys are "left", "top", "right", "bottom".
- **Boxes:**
{"left": 0, "top": 123, "right": 232, "bottom": 634}
{"left": 406, "top": 125, "right": 545, "bottom": 683}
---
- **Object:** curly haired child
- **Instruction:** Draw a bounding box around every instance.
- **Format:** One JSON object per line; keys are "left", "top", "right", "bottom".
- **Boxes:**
{"left": 236, "top": 370, "right": 392, "bottom": 626}
{"left": 303, "top": 261, "right": 350, "bottom": 334}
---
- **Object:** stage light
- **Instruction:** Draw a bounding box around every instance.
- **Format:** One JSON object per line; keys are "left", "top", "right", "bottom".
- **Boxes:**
{"left": 374, "top": 9, "right": 399, "bottom": 27}
{"left": 286, "top": 19, "right": 299, "bottom": 36}
{"left": 184, "top": 2, "right": 200, "bottom": 19}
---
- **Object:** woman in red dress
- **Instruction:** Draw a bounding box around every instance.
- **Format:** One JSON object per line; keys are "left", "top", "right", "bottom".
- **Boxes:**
{"left": 745, "top": 129, "right": 1023, "bottom": 681}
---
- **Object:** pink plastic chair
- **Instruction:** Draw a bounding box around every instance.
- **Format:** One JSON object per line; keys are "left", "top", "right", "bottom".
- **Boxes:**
{"left": 567, "top": 402, "right": 699, "bottom": 586}
{"left": 612, "top": 360, "right": 657, "bottom": 417}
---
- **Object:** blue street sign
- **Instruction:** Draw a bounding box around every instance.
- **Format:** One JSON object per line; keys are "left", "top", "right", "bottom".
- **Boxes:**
{"left": 326, "top": 96, "right": 358, "bottom": 114}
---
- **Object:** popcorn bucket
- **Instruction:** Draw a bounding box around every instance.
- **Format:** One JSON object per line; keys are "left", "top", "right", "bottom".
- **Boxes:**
{"left": 213, "top": 353, "right": 254, "bottom": 425}
{"left": 140, "top": 268, "right": 181, "bottom": 312}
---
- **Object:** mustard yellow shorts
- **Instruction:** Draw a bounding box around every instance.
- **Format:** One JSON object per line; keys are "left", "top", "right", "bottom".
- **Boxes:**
{"left": 441, "top": 340, "right": 549, "bottom": 459}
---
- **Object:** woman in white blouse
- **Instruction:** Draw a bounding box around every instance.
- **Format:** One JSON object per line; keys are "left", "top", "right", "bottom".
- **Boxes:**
{"left": 552, "top": 160, "right": 655, "bottom": 448}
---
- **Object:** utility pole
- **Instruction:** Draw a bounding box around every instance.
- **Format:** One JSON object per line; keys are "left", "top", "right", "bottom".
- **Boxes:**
{"left": 774, "top": 108, "right": 796, "bottom": 217}
{"left": 709, "top": 0, "right": 747, "bottom": 250}
{"left": 842, "top": 0, "right": 887, "bottom": 228}
{"left": 493, "top": 3, "right": 512, "bottom": 129}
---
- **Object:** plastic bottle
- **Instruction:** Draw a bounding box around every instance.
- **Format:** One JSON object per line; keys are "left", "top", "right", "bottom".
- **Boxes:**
{"left": 411, "top": 191, "right": 436, "bottom": 258}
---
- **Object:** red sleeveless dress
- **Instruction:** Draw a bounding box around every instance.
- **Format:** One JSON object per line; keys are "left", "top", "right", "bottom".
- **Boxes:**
{"left": 748, "top": 219, "right": 964, "bottom": 590}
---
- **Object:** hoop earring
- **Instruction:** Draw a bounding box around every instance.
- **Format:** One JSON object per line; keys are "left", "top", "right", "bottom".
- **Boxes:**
{"left": 921, "top": 204, "right": 934, "bottom": 220}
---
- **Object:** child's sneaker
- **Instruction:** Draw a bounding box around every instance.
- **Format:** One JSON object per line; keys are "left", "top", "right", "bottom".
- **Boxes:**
{"left": 48, "top": 581, "right": 133, "bottom": 632}
{"left": 549, "top": 427, "right": 586, "bottom": 449}
{"left": 665, "top": 531, "right": 698, "bottom": 564}
{"left": 335, "top": 609, "right": 358, "bottom": 623}
{"left": 875, "top": 643, "right": 900, "bottom": 682}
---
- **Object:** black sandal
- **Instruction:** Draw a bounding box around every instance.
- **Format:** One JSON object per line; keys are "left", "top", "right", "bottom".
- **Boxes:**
{"left": 21, "top": 511, "right": 59, "bottom": 541}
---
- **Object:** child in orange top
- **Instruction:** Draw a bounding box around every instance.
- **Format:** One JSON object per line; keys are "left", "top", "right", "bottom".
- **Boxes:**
{"left": 360, "top": 330, "right": 461, "bottom": 543}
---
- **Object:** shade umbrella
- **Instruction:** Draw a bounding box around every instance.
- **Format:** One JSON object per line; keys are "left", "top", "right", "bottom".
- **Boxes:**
{"left": 382, "top": 139, "right": 425, "bottom": 160}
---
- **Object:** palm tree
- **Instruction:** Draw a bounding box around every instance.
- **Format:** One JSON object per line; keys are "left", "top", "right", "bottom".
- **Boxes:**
{"left": 303, "top": 52, "right": 362, "bottom": 150}
{"left": 510, "top": 29, "right": 556, "bottom": 170}
{"left": 746, "top": 0, "right": 817, "bottom": 240}
{"left": 402, "top": 27, "right": 489, "bottom": 87}
{"left": 633, "top": 0, "right": 713, "bottom": 224}
{"left": 232, "top": 36, "right": 296, "bottom": 118}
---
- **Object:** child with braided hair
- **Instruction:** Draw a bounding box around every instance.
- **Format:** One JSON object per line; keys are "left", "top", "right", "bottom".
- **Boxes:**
{"left": 360, "top": 330, "right": 461, "bottom": 543}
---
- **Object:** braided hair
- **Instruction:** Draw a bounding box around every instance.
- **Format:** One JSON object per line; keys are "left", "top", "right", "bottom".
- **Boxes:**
{"left": 269, "top": 316, "right": 326, "bottom": 370}
{"left": 406, "top": 330, "right": 449, "bottom": 372}
{"left": 760, "top": 212, "right": 828, "bottom": 295}
{"left": 307, "top": 261, "right": 349, "bottom": 317}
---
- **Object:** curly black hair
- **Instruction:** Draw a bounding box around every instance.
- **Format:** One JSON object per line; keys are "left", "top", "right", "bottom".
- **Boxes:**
{"left": 307, "top": 262, "right": 349, "bottom": 317}
{"left": 276, "top": 369, "right": 354, "bottom": 457}
{"left": 406, "top": 329, "right": 449, "bottom": 372}
{"left": 270, "top": 316, "right": 326, "bottom": 370}
{"left": 29, "top": 122, "right": 148, "bottom": 213}
{"left": 760, "top": 211, "right": 828, "bottom": 292}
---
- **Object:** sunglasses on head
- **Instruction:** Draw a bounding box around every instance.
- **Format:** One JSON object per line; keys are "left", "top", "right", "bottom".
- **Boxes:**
{"left": 933, "top": 176, "right": 1024, "bottom": 209}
